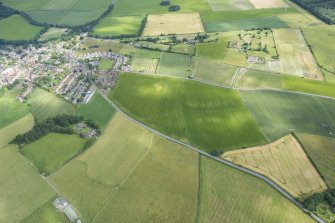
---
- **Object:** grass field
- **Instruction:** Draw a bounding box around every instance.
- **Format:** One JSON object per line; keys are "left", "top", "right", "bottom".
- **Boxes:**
{"left": 98, "top": 59, "right": 115, "bottom": 71}
{"left": 51, "top": 113, "right": 198, "bottom": 222}
{"left": 21, "top": 196, "right": 69, "bottom": 223}
{"left": 109, "top": 73, "right": 266, "bottom": 154}
{"left": 222, "top": 48, "right": 247, "bottom": 67}
{"left": 269, "top": 29, "right": 323, "bottom": 79}
{"left": 39, "top": 28, "right": 67, "bottom": 41}
{"left": 240, "top": 90, "right": 335, "bottom": 141}
{"left": 92, "top": 15, "right": 143, "bottom": 37}
{"left": 79, "top": 38, "right": 125, "bottom": 54}
{"left": 191, "top": 57, "right": 237, "bottom": 85}
{"left": 0, "top": 114, "right": 34, "bottom": 148}
{"left": 0, "top": 90, "right": 30, "bottom": 128}
{"left": 207, "top": 0, "right": 253, "bottom": 11}
{"left": 23, "top": 133, "right": 88, "bottom": 175}
{"left": 156, "top": 52, "right": 191, "bottom": 77}
{"left": 249, "top": 0, "right": 288, "bottom": 9}
{"left": 143, "top": 13, "right": 204, "bottom": 36}
{"left": 0, "top": 14, "right": 43, "bottom": 41}
{"left": 198, "top": 155, "right": 315, "bottom": 223}
{"left": 77, "top": 92, "right": 116, "bottom": 129}
{"left": 0, "top": 145, "right": 55, "bottom": 223}
{"left": 302, "top": 26, "right": 335, "bottom": 73}
{"left": 195, "top": 37, "right": 228, "bottom": 61}
{"left": 297, "top": 133, "right": 335, "bottom": 188}
{"left": 236, "top": 70, "right": 283, "bottom": 89}
{"left": 28, "top": 88, "right": 76, "bottom": 121}
{"left": 171, "top": 43, "right": 195, "bottom": 55}
{"left": 223, "top": 134, "right": 327, "bottom": 199}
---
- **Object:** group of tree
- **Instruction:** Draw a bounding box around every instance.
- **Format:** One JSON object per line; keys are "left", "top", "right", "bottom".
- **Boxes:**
{"left": 160, "top": 0, "right": 170, "bottom": 6}
{"left": 168, "top": 5, "right": 180, "bottom": 11}
{"left": 291, "top": 0, "right": 334, "bottom": 24}
{"left": 11, "top": 115, "right": 99, "bottom": 146}
{"left": 304, "top": 189, "right": 335, "bottom": 213}
{"left": 0, "top": 2, "right": 17, "bottom": 19}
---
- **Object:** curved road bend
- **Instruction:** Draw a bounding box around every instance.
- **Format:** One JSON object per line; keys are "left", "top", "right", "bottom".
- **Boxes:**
{"left": 100, "top": 92, "right": 326, "bottom": 223}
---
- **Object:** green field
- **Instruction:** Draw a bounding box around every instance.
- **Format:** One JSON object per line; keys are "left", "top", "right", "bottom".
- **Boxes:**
{"left": 98, "top": 59, "right": 115, "bottom": 71}
{"left": 207, "top": 0, "right": 253, "bottom": 11}
{"left": 77, "top": 92, "right": 116, "bottom": 129}
{"left": 92, "top": 15, "right": 143, "bottom": 37}
{"left": 21, "top": 196, "right": 69, "bottom": 223}
{"left": 222, "top": 47, "right": 247, "bottom": 67}
{"left": 236, "top": 70, "right": 283, "bottom": 89}
{"left": 0, "top": 114, "right": 34, "bottom": 148}
{"left": 0, "top": 14, "right": 43, "bottom": 41}
{"left": 191, "top": 57, "right": 237, "bottom": 85}
{"left": 0, "top": 90, "right": 30, "bottom": 128}
{"left": 51, "top": 113, "right": 198, "bottom": 222}
{"left": 23, "top": 133, "right": 88, "bottom": 175}
{"left": 39, "top": 28, "right": 67, "bottom": 41}
{"left": 198, "top": 156, "right": 315, "bottom": 223}
{"left": 0, "top": 145, "right": 55, "bottom": 223}
{"left": 297, "top": 133, "right": 335, "bottom": 188}
{"left": 109, "top": 73, "right": 266, "bottom": 154}
{"left": 171, "top": 43, "right": 195, "bottom": 55}
{"left": 240, "top": 90, "right": 335, "bottom": 140}
{"left": 196, "top": 37, "right": 228, "bottom": 61}
{"left": 28, "top": 88, "right": 76, "bottom": 121}
{"left": 79, "top": 39, "right": 125, "bottom": 54}
{"left": 156, "top": 52, "right": 191, "bottom": 77}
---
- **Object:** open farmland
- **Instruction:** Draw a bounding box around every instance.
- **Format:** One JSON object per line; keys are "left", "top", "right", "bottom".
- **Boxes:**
{"left": 79, "top": 38, "right": 125, "bottom": 54}
{"left": 223, "top": 134, "right": 327, "bottom": 199}
{"left": 269, "top": 29, "right": 323, "bottom": 79}
{"left": 143, "top": 13, "right": 204, "bottom": 36}
{"left": 23, "top": 133, "right": 88, "bottom": 175}
{"left": 249, "top": 0, "right": 288, "bottom": 9}
{"left": 191, "top": 57, "right": 237, "bottom": 86}
{"left": 0, "top": 145, "right": 55, "bottom": 223}
{"left": 0, "top": 114, "right": 34, "bottom": 148}
{"left": 77, "top": 92, "right": 116, "bottom": 129}
{"left": 240, "top": 90, "right": 335, "bottom": 141}
{"left": 197, "top": 156, "right": 315, "bottom": 223}
{"left": 109, "top": 73, "right": 266, "bottom": 154}
{"left": 50, "top": 113, "right": 198, "bottom": 222}
{"left": 0, "top": 14, "right": 43, "bottom": 41}
{"left": 39, "top": 28, "right": 67, "bottom": 41}
{"left": 171, "top": 43, "right": 195, "bottom": 55}
{"left": 28, "top": 88, "right": 76, "bottom": 121}
{"left": 156, "top": 52, "right": 191, "bottom": 77}
{"left": 207, "top": 0, "right": 253, "bottom": 11}
{"left": 92, "top": 15, "right": 144, "bottom": 37}
{"left": 236, "top": 70, "right": 283, "bottom": 89}
{"left": 297, "top": 133, "right": 335, "bottom": 188}
{"left": 196, "top": 37, "right": 228, "bottom": 61}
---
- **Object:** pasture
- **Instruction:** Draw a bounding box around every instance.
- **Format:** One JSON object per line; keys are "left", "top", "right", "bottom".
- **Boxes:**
{"left": 79, "top": 38, "right": 125, "bottom": 54}
{"left": 297, "top": 133, "right": 335, "bottom": 188}
{"left": 236, "top": 70, "right": 283, "bottom": 89}
{"left": 109, "top": 73, "right": 266, "bottom": 154}
{"left": 0, "top": 145, "right": 55, "bottom": 223}
{"left": 222, "top": 48, "right": 246, "bottom": 67}
{"left": 207, "top": 0, "right": 253, "bottom": 11}
{"left": 143, "top": 13, "right": 204, "bottom": 36}
{"left": 195, "top": 37, "right": 228, "bottom": 61}
{"left": 28, "top": 88, "right": 76, "bottom": 121}
{"left": 240, "top": 90, "right": 335, "bottom": 141}
{"left": 191, "top": 57, "right": 237, "bottom": 86}
{"left": 39, "top": 28, "right": 67, "bottom": 41}
{"left": 249, "top": 0, "right": 288, "bottom": 9}
{"left": 131, "top": 58, "right": 159, "bottom": 73}
{"left": 23, "top": 133, "right": 88, "bottom": 175}
{"left": 0, "top": 14, "right": 43, "bottom": 41}
{"left": 171, "top": 43, "right": 195, "bottom": 55}
{"left": 197, "top": 156, "right": 315, "bottom": 223}
{"left": 0, "top": 114, "right": 34, "bottom": 148}
{"left": 92, "top": 16, "right": 143, "bottom": 37}
{"left": 51, "top": 113, "right": 198, "bottom": 222}
{"left": 269, "top": 29, "right": 323, "bottom": 79}
{"left": 223, "top": 134, "right": 327, "bottom": 199}
{"left": 77, "top": 92, "right": 116, "bottom": 129}
{"left": 156, "top": 52, "right": 191, "bottom": 77}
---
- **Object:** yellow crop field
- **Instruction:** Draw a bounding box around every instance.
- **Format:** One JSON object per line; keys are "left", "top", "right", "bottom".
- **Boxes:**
{"left": 143, "top": 13, "right": 204, "bottom": 36}
{"left": 222, "top": 134, "right": 327, "bottom": 199}
{"left": 249, "top": 0, "right": 288, "bottom": 9}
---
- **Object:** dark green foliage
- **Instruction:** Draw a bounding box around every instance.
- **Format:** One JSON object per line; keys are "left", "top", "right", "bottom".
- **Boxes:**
{"left": 160, "top": 0, "right": 170, "bottom": 6}
{"left": 169, "top": 5, "right": 180, "bottom": 11}
{"left": 0, "top": 3, "right": 17, "bottom": 19}
{"left": 304, "top": 189, "right": 335, "bottom": 211}
{"left": 138, "top": 15, "right": 148, "bottom": 36}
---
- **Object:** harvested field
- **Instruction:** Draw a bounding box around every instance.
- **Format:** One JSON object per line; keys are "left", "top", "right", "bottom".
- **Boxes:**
{"left": 207, "top": 0, "right": 253, "bottom": 11}
{"left": 198, "top": 155, "right": 315, "bottom": 223}
{"left": 249, "top": 0, "right": 288, "bottom": 9}
{"left": 132, "top": 58, "right": 159, "bottom": 73}
{"left": 143, "top": 13, "right": 204, "bottom": 36}
{"left": 223, "top": 134, "right": 327, "bottom": 199}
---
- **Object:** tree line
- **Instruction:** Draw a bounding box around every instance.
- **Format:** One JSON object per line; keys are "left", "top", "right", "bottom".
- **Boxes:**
{"left": 304, "top": 189, "right": 335, "bottom": 213}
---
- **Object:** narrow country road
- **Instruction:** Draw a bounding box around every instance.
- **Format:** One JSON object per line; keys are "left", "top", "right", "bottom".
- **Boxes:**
{"left": 100, "top": 91, "right": 326, "bottom": 223}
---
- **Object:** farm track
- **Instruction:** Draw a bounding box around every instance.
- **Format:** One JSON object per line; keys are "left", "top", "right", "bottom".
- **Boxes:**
{"left": 100, "top": 91, "right": 326, "bottom": 223}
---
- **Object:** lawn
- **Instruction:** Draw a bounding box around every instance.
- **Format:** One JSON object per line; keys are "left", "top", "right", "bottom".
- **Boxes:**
{"left": 143, "top": 13, "right": 204, "bottom": 36}
{"left": 156, "top": 52, "right": 191, "bottom": 77}
{"left": 235, "top": 70, "right": 283, "bottom": 89}
{"left": 109, "top": 73, "right": 266, "bottom": 154}
{"left": 0, "top": 90, "right": 30, "bottom": 128}
{"left": 28, "top": 88, "right": 76, "bottom": 121}
{"left": 0, "top": 114, "right": 34, "bottom": 148}
{"left": 223, "top": 134, "right": 327, "bottom": 199}
{"left": 191, "top": 57, "right": 237, "bottom": 86}
{"left": 198, "top": 156, "right": 315, "bottom": 223}
{"left": 77, "top": 91, "right": 116, "bottom": 129}
{"left": 92, "top": 15, "right": 144, "bottom": 37}
{"left": 0, "top": 14, "right": 43, "bottom": 41}
{"left": 240, "top": 90, "right": 335, "bottom": 141}
{"left": 51, "top": 113, "right": 198, "bottom": 222}
{"left": 23, "top": 133, "right": 88, "bottom": 175}
{"left": 297, "top": 133, "right": 335, "bottom": 188}
{"left": 195, "top": 37, "right": 229, "bottom": 61}
{"left": 0, "top": 145, "right": 55, "bottom": 223}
